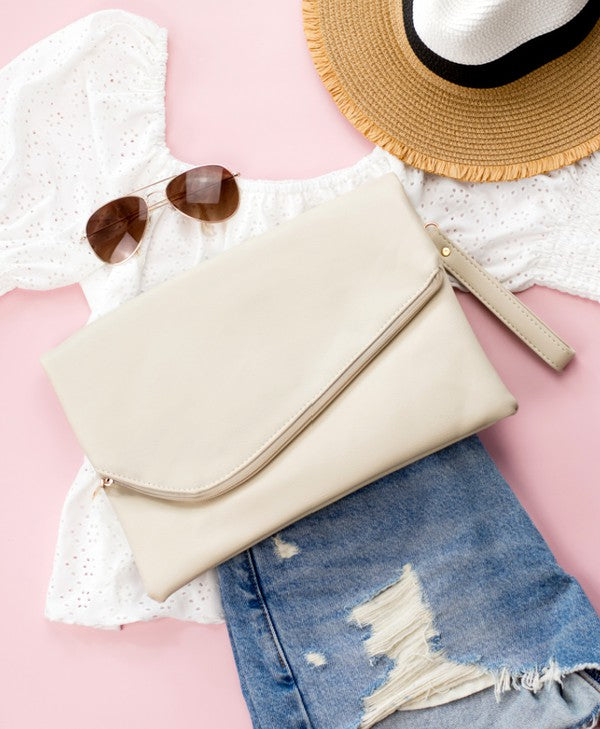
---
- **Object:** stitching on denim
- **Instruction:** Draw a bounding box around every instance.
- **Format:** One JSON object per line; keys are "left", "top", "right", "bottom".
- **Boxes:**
{"left": 580, "top": 671, "right": 600, "bottom": 693}
{"left": 222, "top": 610, "right": 264, "bottom": 729}
{"left": 566, "top": 701, "right": 600, "bottom": 729}
{"left": 245, "top": 549, "right": 316, "bottom": 729}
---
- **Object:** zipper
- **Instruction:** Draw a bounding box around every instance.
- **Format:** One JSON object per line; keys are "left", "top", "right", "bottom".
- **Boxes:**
{"left": 97, "top": 267, "right": 443, "bottom": 503}
{"left": 92, "top": 476, "right": 114, "bottom": 499}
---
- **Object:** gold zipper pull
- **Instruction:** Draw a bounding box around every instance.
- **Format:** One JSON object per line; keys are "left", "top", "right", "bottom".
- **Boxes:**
{"left": 92, "top": 477, "right": 114, "bottom": 500}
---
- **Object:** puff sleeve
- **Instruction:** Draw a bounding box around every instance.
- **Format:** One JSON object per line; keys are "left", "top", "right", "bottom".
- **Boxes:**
{"left": 0, "top": 10, "right": 167, "bottom": 296}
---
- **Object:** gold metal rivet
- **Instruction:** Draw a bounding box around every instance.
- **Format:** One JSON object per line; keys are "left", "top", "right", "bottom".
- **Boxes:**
{"left": 441, "top": 246, "right": 451, "bottom": 257}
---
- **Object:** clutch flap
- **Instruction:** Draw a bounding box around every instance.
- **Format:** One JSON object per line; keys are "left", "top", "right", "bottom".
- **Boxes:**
{"left": 42, "top": 174, "right": 442, "bottom": 500}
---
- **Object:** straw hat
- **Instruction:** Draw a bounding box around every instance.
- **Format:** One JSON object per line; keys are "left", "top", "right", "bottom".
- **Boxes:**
{"left": 303, "top": 0, "right": 600, "bottom": 181}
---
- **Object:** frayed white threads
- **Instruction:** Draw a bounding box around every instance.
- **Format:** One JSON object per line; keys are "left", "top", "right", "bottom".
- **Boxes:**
{"left": 305, "top": 651, "right": 327, "bottom": 668}
{"left": 350, "top": 564, "right": 494, "bottom": 728}
{"left": 494, "top": 661, "right": 562, "bottom": 699}
{"left": 272, "top": 535, "right": 300, "bottom": 559}
{"left": 493, "top": 661, "right": 600, "bottom": 701}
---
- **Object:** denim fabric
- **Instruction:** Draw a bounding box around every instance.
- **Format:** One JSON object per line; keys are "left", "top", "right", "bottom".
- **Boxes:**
{"left": 218, "top": 436, "right": 600, "bottom": 729}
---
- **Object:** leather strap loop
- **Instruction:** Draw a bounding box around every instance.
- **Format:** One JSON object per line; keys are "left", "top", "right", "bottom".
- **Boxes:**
{"left": 425, "top": 224, "right": 575, "bottom": 371}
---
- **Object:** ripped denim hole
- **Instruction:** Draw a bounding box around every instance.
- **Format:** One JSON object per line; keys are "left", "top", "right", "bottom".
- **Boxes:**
{"left": 350, "top": 564, "right": 494, "bottom": 728}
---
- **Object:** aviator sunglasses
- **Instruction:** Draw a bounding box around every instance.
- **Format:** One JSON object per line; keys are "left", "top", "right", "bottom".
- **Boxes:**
{"left": 85, "top": 164, "right": 240, "bottom": 264}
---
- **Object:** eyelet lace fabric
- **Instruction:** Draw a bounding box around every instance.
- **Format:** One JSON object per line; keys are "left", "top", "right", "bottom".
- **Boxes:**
{"left": 1, "top": 10, "right": 599, "bottom": 628}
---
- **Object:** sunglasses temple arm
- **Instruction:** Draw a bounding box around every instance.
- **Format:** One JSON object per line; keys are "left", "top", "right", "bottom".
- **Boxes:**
{"left": 130, "top": 170, "right": 239, "bottom": 196}
{"left": 144, "top": 175, "right": 241, "bottom": 213}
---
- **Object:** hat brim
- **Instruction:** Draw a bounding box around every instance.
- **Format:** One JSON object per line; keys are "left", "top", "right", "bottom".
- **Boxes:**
{"left": 303, "top": 0, "right": 600, "bottom": 181}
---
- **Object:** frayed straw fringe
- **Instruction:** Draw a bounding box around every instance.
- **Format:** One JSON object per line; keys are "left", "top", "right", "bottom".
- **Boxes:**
{"left": 302, "top": 0, "right": 600, "bottom": 182}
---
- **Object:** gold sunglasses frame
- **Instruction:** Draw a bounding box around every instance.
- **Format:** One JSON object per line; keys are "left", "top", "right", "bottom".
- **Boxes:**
{"left": 81, "top": 168, "right": 240, "bottom": 265}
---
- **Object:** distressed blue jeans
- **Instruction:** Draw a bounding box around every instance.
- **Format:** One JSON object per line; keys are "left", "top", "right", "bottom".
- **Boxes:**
{"left": 218, "top": 436, "right": 600, "bottom": 729}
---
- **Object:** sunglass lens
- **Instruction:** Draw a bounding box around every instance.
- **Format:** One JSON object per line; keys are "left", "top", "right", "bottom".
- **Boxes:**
{"left": 166, "top": 165, "right": 239, "bottom": 222}
{"left": 86, "top": 196, "right": 148, "bottom": 264}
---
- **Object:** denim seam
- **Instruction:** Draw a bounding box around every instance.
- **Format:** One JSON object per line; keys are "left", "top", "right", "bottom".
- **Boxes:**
{"left": 222, "top": 610, "right": 264, "bottom": 729}
{"left": 566, "top": 702, "right": 600, "bottom": 729}
{"left": 579, "top": 670, "right": 600, "bottom": 694}
{"left": 245, "top": 548, "right": 316, "bottom": 729}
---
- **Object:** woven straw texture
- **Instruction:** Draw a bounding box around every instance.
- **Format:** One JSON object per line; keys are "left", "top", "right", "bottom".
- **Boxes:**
{"left": 303, "top": 0, "right": 600, "bottom": 181}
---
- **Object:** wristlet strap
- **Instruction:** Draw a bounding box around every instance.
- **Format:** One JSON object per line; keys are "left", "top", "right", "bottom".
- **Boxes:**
{"left": 425, "top": 224, "right": 575, "bottom": 371}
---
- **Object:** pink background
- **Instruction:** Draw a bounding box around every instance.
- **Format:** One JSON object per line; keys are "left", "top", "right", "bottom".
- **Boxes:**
{"left": 0, "top": 2, "right": 598, "bottom": 727}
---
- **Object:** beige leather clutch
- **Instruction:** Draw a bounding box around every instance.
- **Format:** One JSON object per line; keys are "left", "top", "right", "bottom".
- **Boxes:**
{"left": 41, "top": 174, "right": 571, "bottom": 601}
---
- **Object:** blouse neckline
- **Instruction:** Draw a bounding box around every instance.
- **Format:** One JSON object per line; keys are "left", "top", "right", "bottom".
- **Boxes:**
{"left": 151, "top": 26, "right": 390, "bottom": 194}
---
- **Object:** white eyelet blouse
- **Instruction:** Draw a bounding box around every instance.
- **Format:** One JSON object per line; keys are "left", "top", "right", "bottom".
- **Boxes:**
{"left": 2, "top": 10, "right": 599, "bottom": 628}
